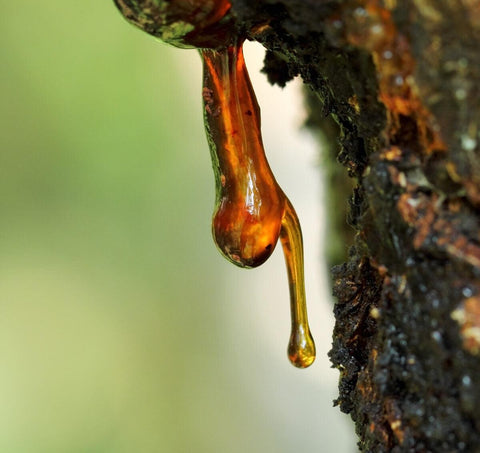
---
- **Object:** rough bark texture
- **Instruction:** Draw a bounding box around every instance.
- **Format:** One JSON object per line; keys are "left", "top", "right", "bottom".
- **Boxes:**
{"left": 231, "top": 0, "right": 480, "bottom": 451}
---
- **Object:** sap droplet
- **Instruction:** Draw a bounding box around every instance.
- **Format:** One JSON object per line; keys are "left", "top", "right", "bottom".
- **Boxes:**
{"left": 201, "top": 43, "right": 316, "bottom": 367}
{"left": 114, "top": 0, "right": 316, "bottom": 368}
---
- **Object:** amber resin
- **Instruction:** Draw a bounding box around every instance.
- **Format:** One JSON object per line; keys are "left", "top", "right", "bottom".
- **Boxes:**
{"left": 113, "top": 0, "right": 316, "bottom": 368}
{"left": 201, "top": 43, "right": 315, "bottom": 368}
{"left": 113, "top": 0, "right": 234, "bottom": 49}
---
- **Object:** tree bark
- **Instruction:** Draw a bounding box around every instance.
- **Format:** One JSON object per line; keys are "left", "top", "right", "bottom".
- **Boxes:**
{"left": 231, "top": 0, "right": 480, "bottom": 451}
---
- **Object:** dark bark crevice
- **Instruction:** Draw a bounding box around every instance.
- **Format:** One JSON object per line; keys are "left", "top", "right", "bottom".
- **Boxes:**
{"left": 231, "top": 0, "right": 480, "bottom": 450}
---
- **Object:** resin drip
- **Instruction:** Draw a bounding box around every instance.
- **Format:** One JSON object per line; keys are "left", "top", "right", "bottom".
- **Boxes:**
{"left": 201, "top": 43, "right": 315, "bottom": 368}
{"left": 113, "top": 0, "right": 316, "bottom": 368}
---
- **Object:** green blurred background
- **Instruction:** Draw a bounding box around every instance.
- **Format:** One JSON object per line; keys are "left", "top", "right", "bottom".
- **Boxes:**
{"left": 0, "top": 1, "right": 354, "bottom": 452}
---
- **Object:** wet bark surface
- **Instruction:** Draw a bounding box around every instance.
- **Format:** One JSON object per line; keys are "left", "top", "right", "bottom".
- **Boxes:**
{"left": 231, "top": 0, "right": 480, "bottom": 451}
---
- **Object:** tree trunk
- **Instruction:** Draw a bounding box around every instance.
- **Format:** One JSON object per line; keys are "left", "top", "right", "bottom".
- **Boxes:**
{"left": 232, "top": 0, "right": 480, "bottom": 451}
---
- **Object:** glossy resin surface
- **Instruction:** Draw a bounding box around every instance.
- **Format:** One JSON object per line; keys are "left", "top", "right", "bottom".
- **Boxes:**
{"left": 114, "top": 0, "right": 315, "bottom": 368}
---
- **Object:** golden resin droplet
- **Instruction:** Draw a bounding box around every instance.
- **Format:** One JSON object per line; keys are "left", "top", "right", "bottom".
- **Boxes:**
{"left": 201, "top": 42, "right": 316, "bottom": 368}
{"left": 281, "top": 201, "right": 316, "bottom": 368}
{"left": 114, "top": 0, "right": 316, "bottom": 368}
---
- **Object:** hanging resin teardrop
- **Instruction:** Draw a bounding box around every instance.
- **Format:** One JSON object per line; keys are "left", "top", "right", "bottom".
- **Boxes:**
{"left": 201, "top": 42, "right": 315, "bottom": 367}
{"left": 113, "top": 0, "right": 316, "bottom": 368}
